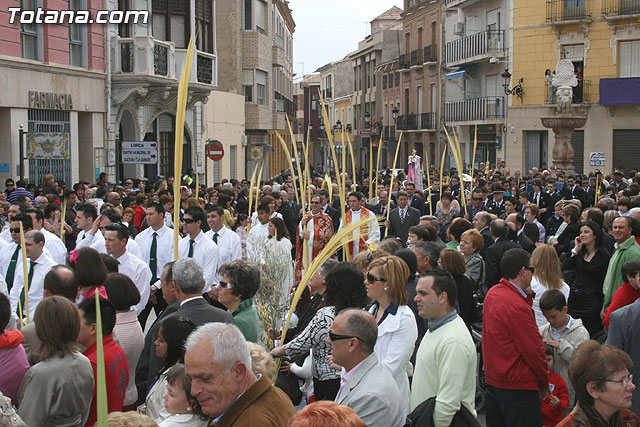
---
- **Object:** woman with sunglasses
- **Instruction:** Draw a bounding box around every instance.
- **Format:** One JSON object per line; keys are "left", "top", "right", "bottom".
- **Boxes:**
{"left": 557, "top": 340, "right": 639, "bottom": 426}
{"left": 216, "top": 260, "right": 261, "bottom": 343}
{"left": 271, "top": 262, "right": 368, "bottom": 401}
{"left": 364, "top": 255, "right": 418, "bottom": 418}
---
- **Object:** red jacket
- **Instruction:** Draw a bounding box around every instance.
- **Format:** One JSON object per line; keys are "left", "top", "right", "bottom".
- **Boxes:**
{"left": 603, "top": 282, "right": 640, "bottom": 330}
{"left": 133, "top": 205, "right": 146, "bottom": 231}
{"left": 482, "top": 278, "right": 548, "bottom": 391}
{"left": 541, "top": 369, "right": 569, "bottom": 426}
{"left": 83, "top": 335, "right": 129, "bottom": 427}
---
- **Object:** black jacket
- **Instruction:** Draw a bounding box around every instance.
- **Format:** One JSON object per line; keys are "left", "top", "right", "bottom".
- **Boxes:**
{"left": 484, "top": 237, "right": 522, "bottom": 288}
{"left": 409, "top": 195, "right": 427, "bottom": 215}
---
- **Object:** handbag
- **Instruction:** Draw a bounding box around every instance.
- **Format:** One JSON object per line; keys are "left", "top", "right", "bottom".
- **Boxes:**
{"left": 404, "top": 396, "right": 481, "bottom": 427}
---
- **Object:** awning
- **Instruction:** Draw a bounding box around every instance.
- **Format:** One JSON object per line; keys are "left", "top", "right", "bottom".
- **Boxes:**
{"left": 446, "top": 68, "right": 466, "bottom": 80}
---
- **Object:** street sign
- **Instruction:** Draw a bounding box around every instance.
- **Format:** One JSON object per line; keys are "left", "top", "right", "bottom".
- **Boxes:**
{"left": 122, "top": 149, "right": 157, "bottom": 164}
{"left": 589, "top": 152, "right": 605, "bottom": 167}
{"left": 121, "top": 141, "right": 158, "bottom": 164}
{"left": 122, "top": 141, "right": 158, "bottom": 150}
{"left": 206, "top": 140, "right": 224, "bottom": 161}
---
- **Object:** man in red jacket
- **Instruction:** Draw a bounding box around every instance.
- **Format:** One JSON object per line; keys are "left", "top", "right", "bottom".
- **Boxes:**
{"left": 482, "top": 248, "right": 548, "bottom": 427}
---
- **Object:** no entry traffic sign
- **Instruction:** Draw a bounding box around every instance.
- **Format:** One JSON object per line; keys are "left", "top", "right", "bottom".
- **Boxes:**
{"left": 207, "top": 140, "right": 224, "bottom": 161}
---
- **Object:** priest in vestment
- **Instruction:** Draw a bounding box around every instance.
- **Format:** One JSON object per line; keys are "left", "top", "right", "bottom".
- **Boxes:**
{"left": 295, "top": 194, "right": 334, "bottom": 281}
{"left": 338, "top": 192, "right": 380, "bottom": 260}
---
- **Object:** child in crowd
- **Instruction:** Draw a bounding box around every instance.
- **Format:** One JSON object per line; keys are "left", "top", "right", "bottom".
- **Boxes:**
{"left": 158, "top": 364, "right": 208, "bottom": 427}
{"left": 539, "top": 290, "right": 590, "bottom": 407}
{"left": 541, "top": 344, "right": 569, "bottom": 427}
{"left": 0, "top": 293, "right": 30, "bottom": 401}
{"left": 233, "top": 213, "right": 249, "bottom": 256}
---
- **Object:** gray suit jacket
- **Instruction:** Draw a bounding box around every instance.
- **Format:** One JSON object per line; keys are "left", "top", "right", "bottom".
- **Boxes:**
{"left": 335, "top": 353, "right": 405, "bottom": 427}
{"left": 388, "top": 206, "right": 421, "bottom": 245}
{"left": 607, "top": 299, "right": 640, "bottom": 416}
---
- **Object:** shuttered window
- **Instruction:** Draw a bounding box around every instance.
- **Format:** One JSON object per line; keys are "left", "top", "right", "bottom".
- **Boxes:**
{"left": 230, "top": 146, "right": 237, "bottom": 180}
{"left": 614, "top": 130, "right": 640, "bottom": 172}
{"left": 572, "top": 130, "right": 584, "bottom": 174}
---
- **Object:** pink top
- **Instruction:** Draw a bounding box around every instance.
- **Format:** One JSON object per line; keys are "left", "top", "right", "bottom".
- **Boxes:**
{"left": 76, "top": 286, "right": 108, "bottom": 304}
{"left": 0, "top": 330, "right": 30, "bottom": 401}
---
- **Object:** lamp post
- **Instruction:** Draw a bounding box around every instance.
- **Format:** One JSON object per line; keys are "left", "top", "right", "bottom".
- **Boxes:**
{"left": 501, "top": 69, "right": 524, "bottom": 102}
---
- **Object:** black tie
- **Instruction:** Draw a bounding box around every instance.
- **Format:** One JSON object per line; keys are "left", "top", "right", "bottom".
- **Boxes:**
{"left": 150, "top": 232, "right": 158, "bottom": 282}
{"left": 5, "top": 245, "right": 20, "bottom": 291}
{"left": 188, "top": 239, "right": 195, "bottom": 258}
{"left": 212, "top": 232, "right": 219, "bottom": 244}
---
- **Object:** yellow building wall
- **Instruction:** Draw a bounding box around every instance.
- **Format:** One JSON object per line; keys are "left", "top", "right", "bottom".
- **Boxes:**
{"left": 512, "top": 0, "right": 634, "bottom": 106}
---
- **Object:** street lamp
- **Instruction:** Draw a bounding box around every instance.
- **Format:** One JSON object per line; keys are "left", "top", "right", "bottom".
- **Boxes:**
{"left": 392, "top": 106, "right": 399, "bottom": 122}
{"left": 334, "top": 120, "right": 342, "bottom": 131}
{"left": 501, "top": 69, "right": 524, "bottom": 101}
{"left": 364, "top": 111, "right": 371, "bottom": 128}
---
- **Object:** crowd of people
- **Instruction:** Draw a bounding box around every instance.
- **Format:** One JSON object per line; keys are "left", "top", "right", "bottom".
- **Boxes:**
{"left": 0, "top": 162, "right": 639, "bottom": 426}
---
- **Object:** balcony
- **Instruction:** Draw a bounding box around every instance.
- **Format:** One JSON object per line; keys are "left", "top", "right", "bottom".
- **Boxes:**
{"left": 174, "top": 49, "right": 217, "bottom": 87}
{"left": 423, "top": 45, "right": 437, "bottom": 65}
{"left": 272, "top": 99, "right": 285, "bottom": 112}
{"left": 419, "top": 112, "right": 437, "bottom": 130}
{"left": 445, "top": 30, "right": 505, "bottom": 67}
{"left": 546, "top": 0, "right": 592, "bottom": 22}
{"left": 272, "top": 44, "right": 286, "bottom": 67}
{"left": 603, "top": 0, "right": 640, "bottom": 17}
{"left": 399, "top": 54, "right": 410, "bottom": 71}
{"left": 114, "top": 36, "right": 176, "bottom": 79}
{"left": 410, "top": 49, "right": 423, "bottom": 68}
{"left": 445, "top": 96, "right": 505, "bottom": 123}
{"left": 396, "top": 114, "right": 417, "bottom": 130}
{"left": 445, "top": 0, "right": 481, "bottom": 8}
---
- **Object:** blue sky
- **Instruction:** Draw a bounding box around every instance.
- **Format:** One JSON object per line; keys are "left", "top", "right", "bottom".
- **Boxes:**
{"left": 288, "top": 1, "right": 403, "bottom": 78}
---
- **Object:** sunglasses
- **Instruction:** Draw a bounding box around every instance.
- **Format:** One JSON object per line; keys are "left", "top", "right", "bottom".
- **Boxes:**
{"left": 9, "top": 228, "right": 21, "bottom": 233}
{"left": 310, "top": 201, "right": 321, "bottom": 205}
{"left": 472, "top": 198, "right": 483, "bottom": 201}
{"left": 366, "top": 273, "right": 386, "bottom": 283}
{"left": 328, "top": 331, "right": 363, "bottom": 342}
{"left": 525, "top": 266, "right": 535, "bottom": 274}
{"left": 183, "top": 218, "right": 196, "bottom": 224}
{"left": 217, "top": 281, "right": 233, "bottom": 289}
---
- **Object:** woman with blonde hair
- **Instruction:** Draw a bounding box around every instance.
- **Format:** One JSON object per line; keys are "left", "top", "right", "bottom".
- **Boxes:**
{"left": 459, "top": 228, "right": 485, "bottom": 289}
{"left": 364, "top": 255, "right": 418, "bottom": 418}
{"left": 531, "top": 244, "right": 570, "bottom": 327}
{"left": 438, "top": 248, "right": 475, "bottom": 328}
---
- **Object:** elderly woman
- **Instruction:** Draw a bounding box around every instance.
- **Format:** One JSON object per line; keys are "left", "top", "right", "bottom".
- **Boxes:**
{"left": 16, "top": 296, "right": 94, "bottom": 426}
{"left": 365, "top": 256, "right": 418, "bottom": 417}
{"left": 271, "top": 262, "right": 369, "bottom": 401}
{"left": 557, "top": 340, "right": 639, "bottom": 426}
{"left": 216, "top": 260, "right": 261, "bottom": 343}
{"left": 524, "top": 203, "right": 546, "bottom": 243}
{"left": 459, "top": 228, "right": 485, "bottom": 289}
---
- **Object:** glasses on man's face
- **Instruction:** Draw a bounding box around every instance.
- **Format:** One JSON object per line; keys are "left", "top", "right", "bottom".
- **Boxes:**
{"left": 525, "top": 266, "right": 535, "bottom": 274}
{"left": 310, "top": 201, "right": 321, "bottom": 205}
{"left": 473, "top": 198, "right": 483, "bottom": 201}
{"left": 6, "top": 183, "right": 14, "bottom": 187}
{"left": 328, "top": 331, "right": 363, "bottom": 342}
{"left": 603, "top": 374, "right": 633, "bottom": 388}
{"left": 183, "top": 218, "right": 196, "bottom": 224}
{"left": 9, "top": 228, "right": 20, "bottom": 234}
{"left": 366, "top": 273, "right": 386, "bottom": 283}
{"left": 217, "top": 281, "right": 233, "bottom": 289}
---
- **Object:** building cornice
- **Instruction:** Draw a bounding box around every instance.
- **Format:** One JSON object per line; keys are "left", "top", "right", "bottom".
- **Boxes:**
{"left": 0, "top": 55, "right": 106, "bottom": 80}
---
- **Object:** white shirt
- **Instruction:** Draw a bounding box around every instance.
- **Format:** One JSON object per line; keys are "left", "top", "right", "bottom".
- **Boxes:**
{"left": 10, "top": 252, "right": 57, "bottom": 321}
{"left": 40, "top": 228, "right": 68, "bottom": 265}
{"left": 75, "top": 229, "right": 94, "bottom": 249}
{"left": 250, "top": 211, "right": 282, "bottom": 228}
{"left": 135, "top": 224, "right": 174, "bottom": 281}
{"left": 178, "top": 231, "right": 219, "bottom": 293}
{"left": 0, "top": 242, "right": 53, "bottom": 290}
{"left": 114, "top": 250, "right": 152, "bottom": 315}
{"left": 246, "top": 222, "right": 270, "bottom": 260}
{"left": 0, "top": 227, "right": 11, "bottom": 243}
{"left": 91, "top": 233, "right": 143, "bottom": 259}
{"left": 205, "top": 226, "right": 242, "bottom": 283}
{"left": 531, "top": 276, "right": 571, "bottom": 327}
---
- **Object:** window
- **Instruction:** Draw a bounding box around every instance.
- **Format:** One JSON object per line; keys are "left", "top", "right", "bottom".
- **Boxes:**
{"left": 230, "top": 146, "right": 237, "bottom": 179}
{"left": 256, "top": 70, "right": 267, "bottom": 105}
{"left": 347, "top": 107, "right": 352, "bottom": 127}
{"left": 152, "top": 0, "right": 189, "bottom": 48}
{"left": 372, "top": 59, "right": 376, "bottom": 87}
{"left": 20, "top": 0, "right": 39, "bottom": 60}
{"left": 69, "top": 0, "right": 85, "bottom": 67}
{"left": 243, "top": 0, "right": 267, "bottom": 34}
{"left": 395, "top": 71, "right": 400, "bottom": 87}
{"left": 255, "top": 0, "right": 267, "bottom": 34}
{"left": 382, "top": 75, "right": 387, "bottom": 89}
{"left": 195, "top": 0, "right": 213, "bottom": 53}
{"left": 389, "top": 72, "right": 394, "bottom": 88}
{"left": 242, "top": 69, "right": 254, "bottom": 102}
{"left": 620, "top": 40, "right": 640, "bottom": 77}
{"left": 243, "top": 0, "right": 252, "bottom": 30}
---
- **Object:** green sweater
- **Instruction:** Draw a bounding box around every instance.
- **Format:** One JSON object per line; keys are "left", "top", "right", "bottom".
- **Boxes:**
{"left": 603, "top": 236, "right": 640, "bottom": 306}
{"left": 410, "top": 315, "right": 477, "bottom": 426}
{"left": 232, "top": 298, "right": 260, "bottom": 343}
